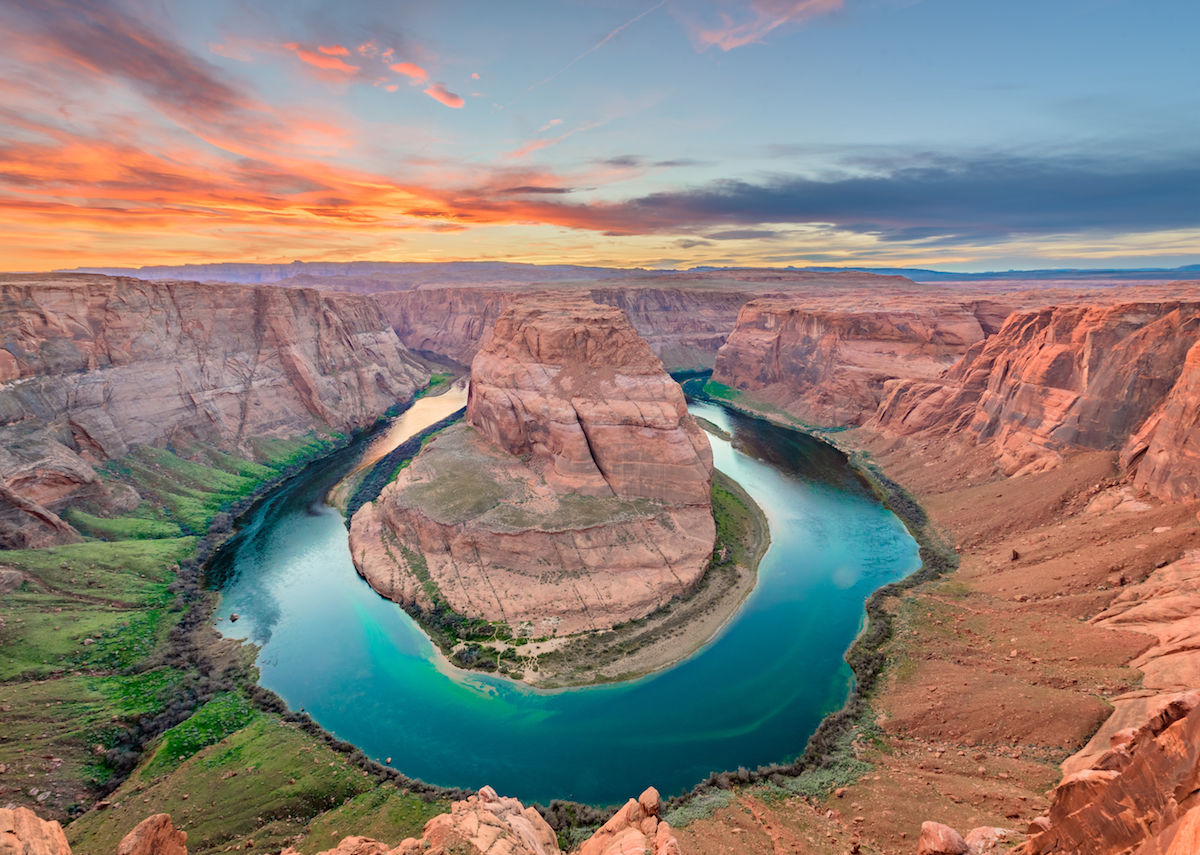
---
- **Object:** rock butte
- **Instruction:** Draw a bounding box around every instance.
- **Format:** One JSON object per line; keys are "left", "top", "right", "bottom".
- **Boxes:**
{"left": 349, "top": 298, "right": 715, "bottom": 635}
{"left": 0, "top": 274, "right": 427, "bottom": 548}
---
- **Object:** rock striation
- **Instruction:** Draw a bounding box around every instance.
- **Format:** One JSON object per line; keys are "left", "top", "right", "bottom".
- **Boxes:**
{"left": 0, "top": 274, "right": 427, "bottom": 547}
{"left": 711, "top": 299, "right": 1007, "bottom": 425}
{"left": 1021, "top": 690, "right": 1200, "bottom": 855}
{"left": 872, "top": 302, "right": 1200, "bottom": 491}
{"left": 349, "top": 298, "right": 715, "bottom": 636}
{"left": 377, "top": 286, "right": 755, "bottom": 371}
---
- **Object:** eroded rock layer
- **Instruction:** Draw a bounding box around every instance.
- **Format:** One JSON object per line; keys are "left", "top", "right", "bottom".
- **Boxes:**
{"left": 871, "top": 302, "right": 1200, "bottom": 483}
{"left": 0, "top": 274, "right": 428, "bottom": 547}
{"left": 350, "top": 298, "right": 715, "bottom": 635}
{"left": 711, "top": 299, "right": 1008, "bottom": 425}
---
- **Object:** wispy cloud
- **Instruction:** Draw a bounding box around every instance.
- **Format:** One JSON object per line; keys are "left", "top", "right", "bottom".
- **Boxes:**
{"left": 537, "top": 118, "right": 563, "bottom": 133}
{"left": 283, "top": 42, "right": 360, "bottom": 73}
{"left": 424, "top": 82, "right": 465, "bottom": 108}
{"left": 506, "top": 0, "right": 665, "bottom": 107}
{"left": 688, "top": 0, "right": 844, "bottom": 51}
{"left": 390, "top": 61, "right": 427, "bottom": 81}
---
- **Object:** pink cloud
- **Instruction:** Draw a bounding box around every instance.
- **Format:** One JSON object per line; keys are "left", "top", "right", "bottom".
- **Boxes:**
{"left": 537, "top": 118, "right": 562, "bottom": 133}
{"left": 390, "top": 61, "right": 427, "bottom": 81}
{"left": 386, "top": 84, "right": 398, "bottom": 92}
{"left": 283, "top": 42, "right": 359, "bottom": 73}
{"left": 471, "top": 72, "right": 480, "bottom": 80}
{"left": 695, "top": 0, "right": 843, "bottom": 51}
{"left": 317, "top": 44, "right": 350, "bottom": 56}
{"left": 424, "top": 83, "right": 464, "bottom": 109}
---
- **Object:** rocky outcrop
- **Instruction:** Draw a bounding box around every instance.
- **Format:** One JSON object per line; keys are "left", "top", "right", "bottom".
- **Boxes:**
{"left": 579, "top": 787, "right": 680, "bottom": 855}
{"left": 0, "top": 274, "right": 427, "bottom": 547}
{"left": 287, "top": 786, "right": 680, "bottom": 855}
{"left": 1023, "top": 691, "right": 1200, "bottom": 855}
{"left": 712, "top": 300, "right": 1004, "bottom": 425}
{"left": 1122, "top": 338, "right": 1200, "bottom": 501}
{"left": 350, "top": 298, "right": 715, "bottom": 636}
{"left": 115, "top": 814, "right": 187, "bottom": 855}
{"left": 0, "top": 806, "right": 71, "bottom": 855}
{"left": 873, "top": 302, "right": 1200, "bottom": 483}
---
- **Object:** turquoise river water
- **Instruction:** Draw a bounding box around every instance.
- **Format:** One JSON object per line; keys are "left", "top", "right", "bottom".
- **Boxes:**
{"left": 209, "top": 401, "right": 920, "bottom": 805}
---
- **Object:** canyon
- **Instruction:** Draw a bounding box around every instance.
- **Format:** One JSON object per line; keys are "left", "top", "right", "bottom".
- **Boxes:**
{"left": 348, "top": 297, "right": 716, "bottom": 641}
{"left": 0, "top": 274, "right": 428, "bottom": 548}
{"left": 6, "top": 266, "right": 1200, "bottom": 854}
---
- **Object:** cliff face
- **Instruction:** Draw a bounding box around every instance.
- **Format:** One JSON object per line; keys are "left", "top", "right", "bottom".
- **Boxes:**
{"left": 466, "top": 299, "right": 713, "bottom": 505}
{"left": 872, "top": 302, "right": 1200, "bottom": 481}
{"left": 377, "top": 286, "right": 754, "bottom": 371}
{"left": 0, "top": 274, "right": 428, "bottom": 547}
{"left": 711, "top": 299, "right": 1006, "bottom": 426}
{"left": 349, "top": 298, "right": 715, "bottom": 636}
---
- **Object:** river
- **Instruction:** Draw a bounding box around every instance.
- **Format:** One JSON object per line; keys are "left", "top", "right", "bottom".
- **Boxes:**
{"left": 209, "top": 400, "right": 920, "bottom": 805}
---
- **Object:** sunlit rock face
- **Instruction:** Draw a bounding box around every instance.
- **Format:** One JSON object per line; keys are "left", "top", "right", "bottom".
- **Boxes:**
{"left": 350, "top": 297, "right": 715, "bottom": 636}
{"left": 0, "top": 273, "right": 427, "bottom": 547}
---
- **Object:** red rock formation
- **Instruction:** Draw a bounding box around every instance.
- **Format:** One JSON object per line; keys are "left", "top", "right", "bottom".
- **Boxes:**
{"left": 115, "top": 813, "right": 187, "bottom": 855}
{"left": 286, "top": 786, "right": 680, "bottom": 855}
{"left": 1023, "top": 691, "right": 1200, "bottom": 855}
{"left": 350, "top": 298, "right": 715, "bottom": 636}
{"left": 0, "top": 274, "right": 427, "bottom": 547}
{"left": 1123, "top": 337, "right": 1200, "bottom": 501}
{"left": 712, "top": 300, "right": 1001, "bottom": 425}
{"left": 377, "top": 286, "right": 754, "bottom": 371}
{"left": 0, "top": 806, "right": 71, "bottom": 855}
{"left": 917, "top": 822, "right": 967, "bottom": 855}
{"left": 873, "top": 302, "right": 1200, "bottom": 482}
{"left": 467, "top": 299, "right": 712, "bottom": 505}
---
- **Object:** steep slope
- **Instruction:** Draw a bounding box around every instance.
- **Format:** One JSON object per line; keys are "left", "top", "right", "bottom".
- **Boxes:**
{"left": 0, "top": 274, "right": 428, "bottom": 547}
{"left": 872, "top": 302, "right": 1200, "bottom": 482}
{"left": 710, "top": 299, "right": 1008, "bottom": 425}
{"left": 349, "top": 297, "right": 715, "bottom": 639}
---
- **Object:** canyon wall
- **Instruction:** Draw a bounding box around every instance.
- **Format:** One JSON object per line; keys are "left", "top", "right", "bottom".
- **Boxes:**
{"left": 871, "top": 302, "right": 1200, "bottom": 483}
{"left": 349, "top": 298, "right": 715, "bottom": 636}
{"left": 0, "top": 274, "right": 428, "bottom": 547}
{"left": 376, "top": 286, "right": 755, "bottom": 370}
{"left": 710, "top": 298, "right": 1010, "bottom": 425}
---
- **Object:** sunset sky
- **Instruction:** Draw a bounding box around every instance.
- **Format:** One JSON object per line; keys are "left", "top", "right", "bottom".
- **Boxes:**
{"left": 1, "top": 0, "right": 1197, "bottom": 271}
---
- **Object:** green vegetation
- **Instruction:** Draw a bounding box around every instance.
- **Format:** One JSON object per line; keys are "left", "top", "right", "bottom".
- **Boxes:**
{"left": 414, "top": 372, "right": 454, "bottom": 399}
{"left": 701, "top": 379, "right": 742, "bottom": 401}
{"left": 140, "top": 692, "right": 258, "bottom": 779}
{"left": 1, "top": 426, "right": 452, "bottom": 849}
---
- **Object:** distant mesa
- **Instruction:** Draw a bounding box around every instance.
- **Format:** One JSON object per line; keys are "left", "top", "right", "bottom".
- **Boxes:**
{"left": 348, "top": 297, "right": 716, "bottom": 638}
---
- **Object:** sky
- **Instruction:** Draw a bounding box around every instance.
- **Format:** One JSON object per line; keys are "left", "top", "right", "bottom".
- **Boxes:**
{"left": 1, "top": 0, "right": 1198, "bottom": 272}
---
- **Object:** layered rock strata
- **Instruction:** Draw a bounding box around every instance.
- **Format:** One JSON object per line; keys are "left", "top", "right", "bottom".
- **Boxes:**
{"left": 711, "top": 299, "right": 1009, "bottom": 425}
{"left": 350, "top": 298, "right": 715, "bottom": 636}
{"left": 871, "top": 302, "right": 1200, "bottom": 485}
{"left": 0, "top": 274, "right": 427, "bottom": 547}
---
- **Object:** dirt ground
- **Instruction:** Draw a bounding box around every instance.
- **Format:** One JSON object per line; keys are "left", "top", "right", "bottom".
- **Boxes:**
{"left": 673, "top": 432, "right": 1200, "bottom": 855}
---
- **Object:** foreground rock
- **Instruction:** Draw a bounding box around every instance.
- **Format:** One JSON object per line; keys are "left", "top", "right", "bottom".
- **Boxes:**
{"left": 1023, "top": 691, "right": 1200, "bottom": 854}
{"left": 350, "top": 298, "right": 715, "bottom": 637}
{"left": 115, "top": 813, "right": 187, "bottom": 855}
{"left": 290, "top": 786, "right": 680, "bottom": 855}
{"left": 0, "top": 806, "right": 71, "bottom": 855}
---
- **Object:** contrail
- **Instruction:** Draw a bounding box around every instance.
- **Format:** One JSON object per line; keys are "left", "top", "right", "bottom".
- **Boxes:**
{"left": 503, "top": 0, "right": 667, "bottom": 108}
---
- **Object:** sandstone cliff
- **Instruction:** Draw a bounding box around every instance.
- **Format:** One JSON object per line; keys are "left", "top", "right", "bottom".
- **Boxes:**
{"left": 0, "top": 274, "right": 428, "bottom": 547}
{"left": 349, "top": 298, "right": 715, "bottom": 637}
{"left": 377, "top": 285, "right": 753, "bottom": 371}
{"left": 710, "top": 299, "right": 1008, "bottom": 425}
{"left": 871, "top": 302, "right": 1200, "bottom": 483}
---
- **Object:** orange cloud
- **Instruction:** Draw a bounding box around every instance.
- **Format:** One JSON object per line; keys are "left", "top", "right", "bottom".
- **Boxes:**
{"left": 424, "top": 83, "right": 464, "bottom": 109}
{"left": 283, "top": 42, "right": 360, "bottom": 73}
{"left": 317, "top": 44, "right": 350, "bottom": 56}
{"left": 694, "top": 0, "right": 844, "bottom": 50}
{"left": 389, "top": 61, "right": 427, "bottom": 81}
